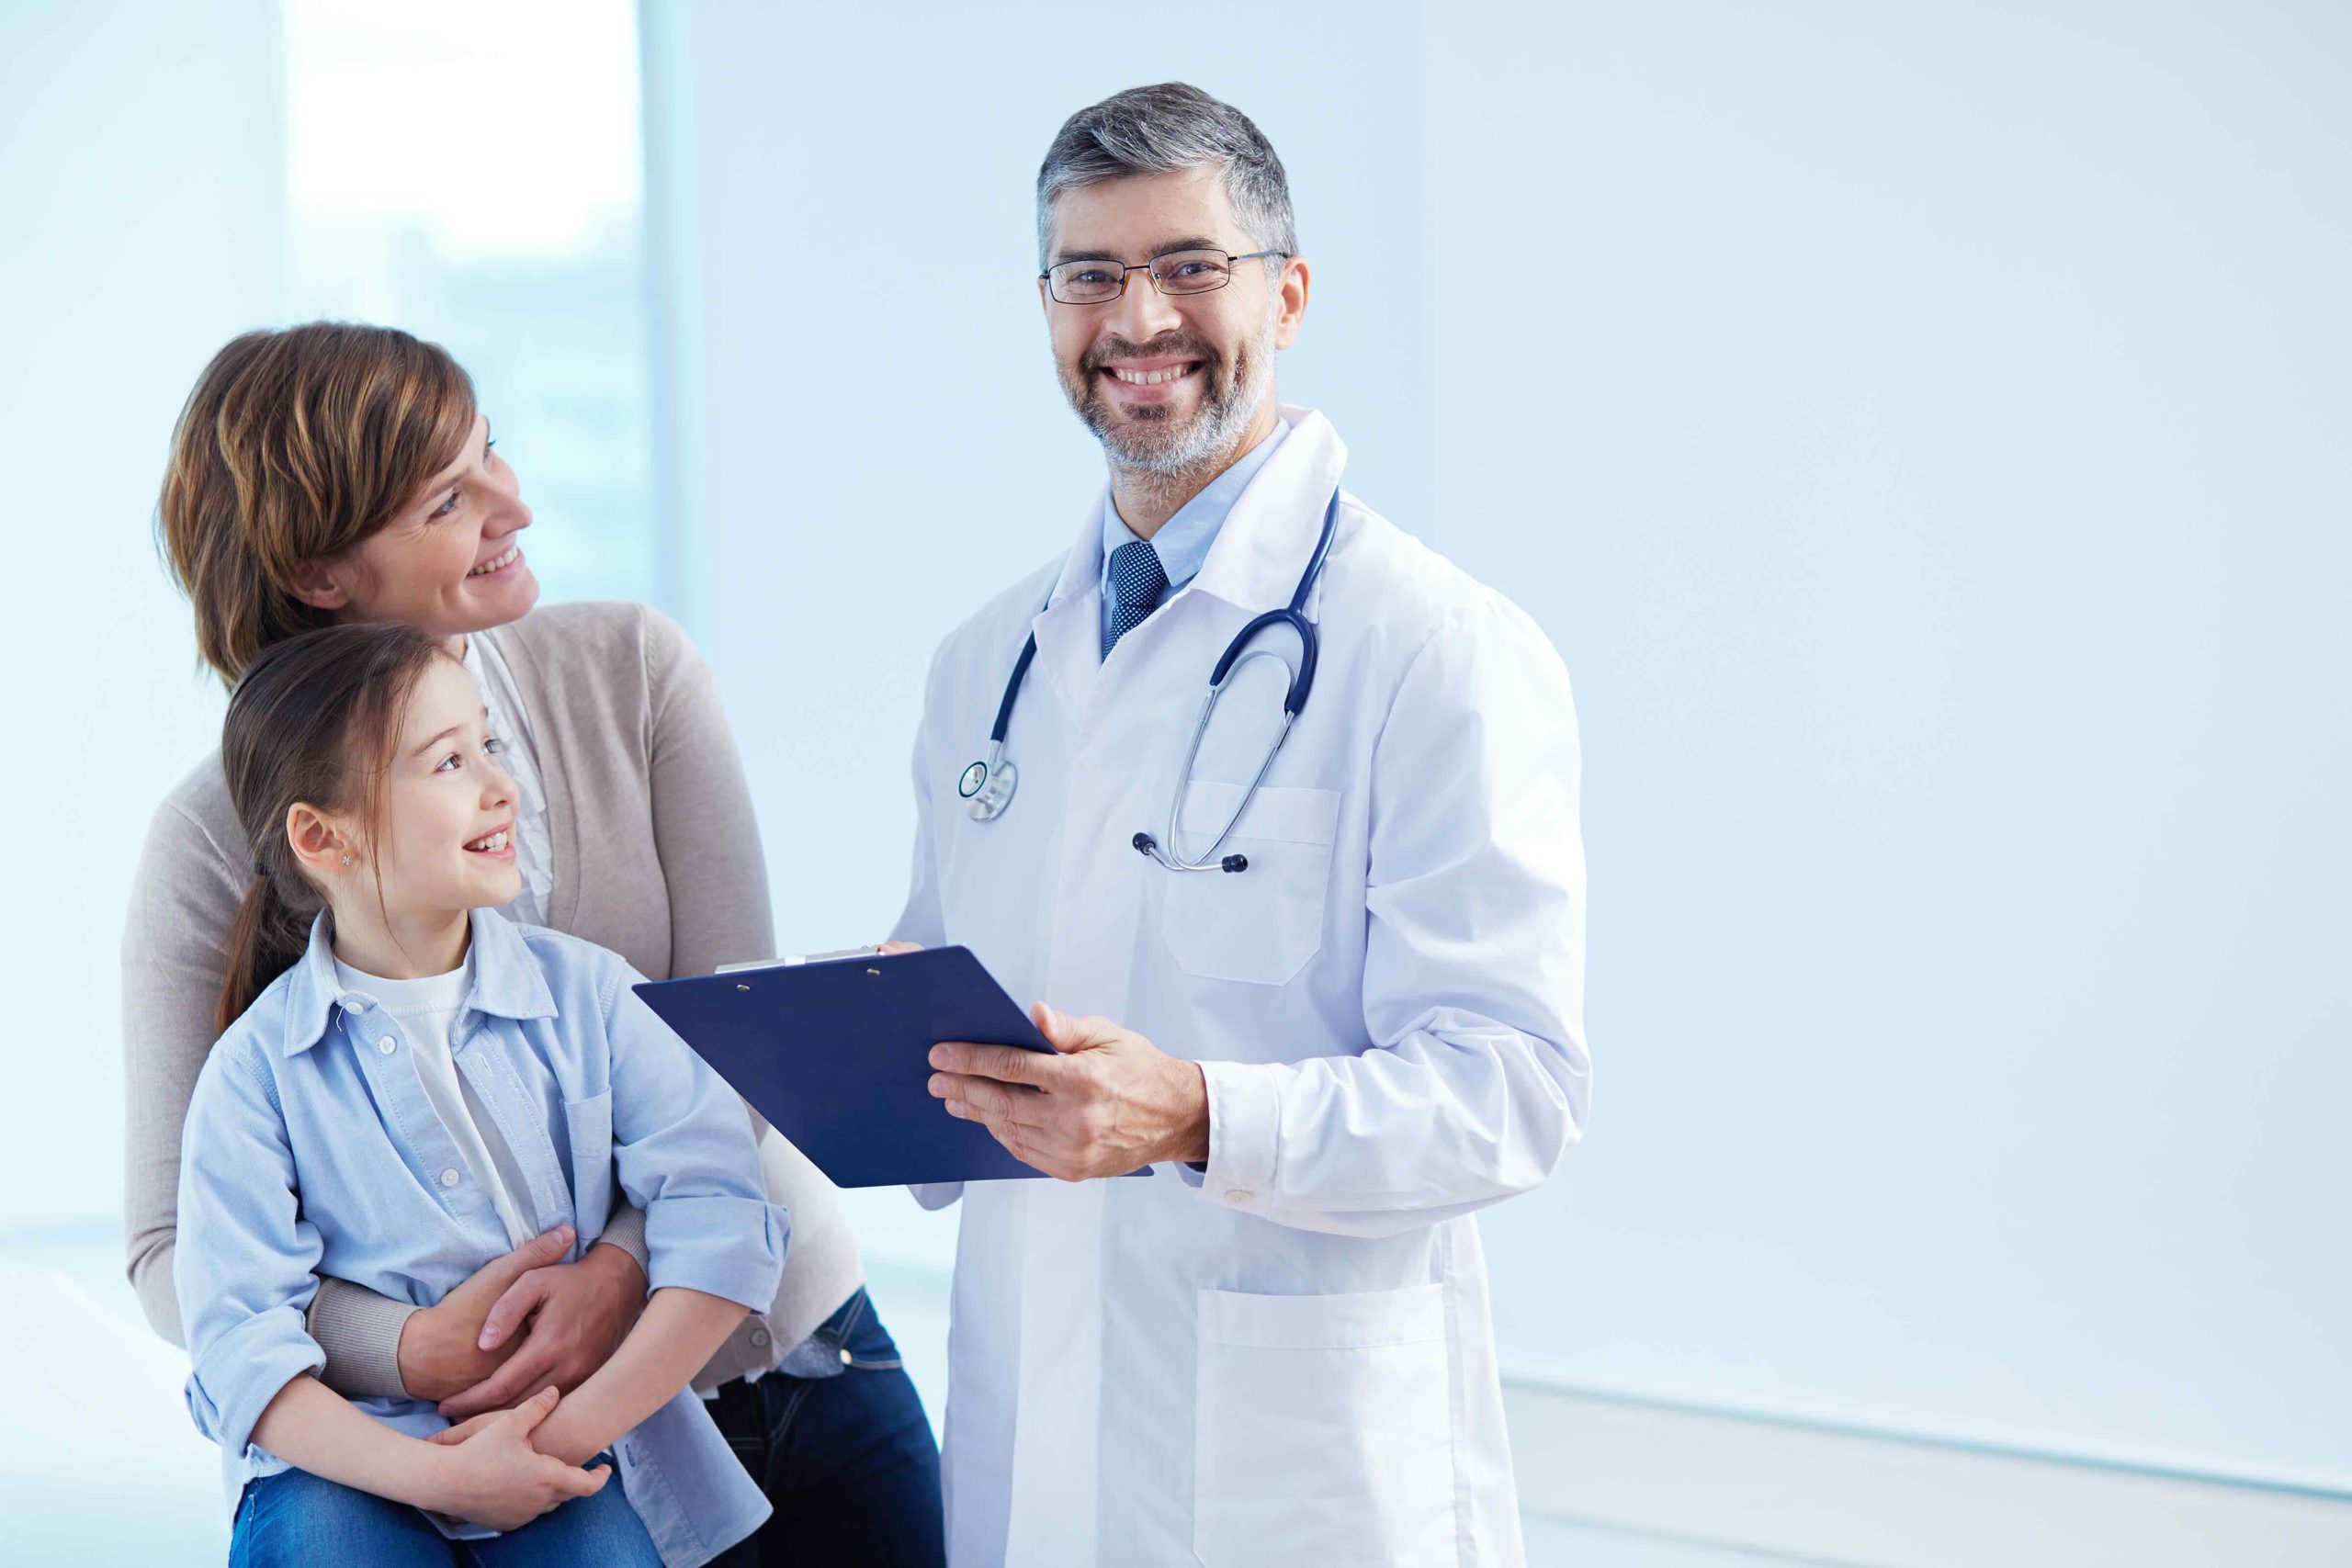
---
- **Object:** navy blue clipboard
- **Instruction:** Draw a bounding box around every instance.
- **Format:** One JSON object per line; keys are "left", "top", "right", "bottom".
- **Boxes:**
{"left": 634, "top": 945, "right": 1064, "bottom": 1188}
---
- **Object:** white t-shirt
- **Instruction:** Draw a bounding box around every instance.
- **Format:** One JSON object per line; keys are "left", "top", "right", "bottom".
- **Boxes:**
{"left": 333, "top": 952, "right": 537, "bottom": 1248}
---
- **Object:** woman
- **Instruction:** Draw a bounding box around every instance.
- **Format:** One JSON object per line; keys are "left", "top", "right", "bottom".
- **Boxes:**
{"left": 125, "top": 322, "right": 943, "bottom": 1566}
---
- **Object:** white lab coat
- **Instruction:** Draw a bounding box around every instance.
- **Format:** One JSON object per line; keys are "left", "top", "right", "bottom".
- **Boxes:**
{"left": 892, "top": 406, "right": 1589, "bottom": 1567}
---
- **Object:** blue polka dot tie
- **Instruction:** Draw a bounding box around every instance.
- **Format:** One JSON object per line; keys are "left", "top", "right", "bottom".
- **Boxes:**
{"left": 1103, "top": 538, "right": 1170, "bottom": 658}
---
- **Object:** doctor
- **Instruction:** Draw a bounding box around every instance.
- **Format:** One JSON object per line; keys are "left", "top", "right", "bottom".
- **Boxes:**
{"left": 897, "top": 83, "right": 1589, "bottom": 1567}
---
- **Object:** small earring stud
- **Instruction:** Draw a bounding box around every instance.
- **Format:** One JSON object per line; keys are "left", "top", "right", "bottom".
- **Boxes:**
{"left": 342, "top": 853, "right": 354, "bottom": 866}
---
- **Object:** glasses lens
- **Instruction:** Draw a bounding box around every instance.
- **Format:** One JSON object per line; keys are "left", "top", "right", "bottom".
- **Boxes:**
{"left": 1152, "top": 251, "right": 1232, "bottom": 295}
{"left": 1051, "top": 261, "right": 1125, "bottom": 304}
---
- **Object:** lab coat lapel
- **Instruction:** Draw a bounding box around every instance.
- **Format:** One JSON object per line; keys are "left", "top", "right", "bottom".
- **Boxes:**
{"left": 1030, "top": 508, "right": 1106, "bottom": 719}
{"left": 1186, "top": 405, "right": 1350, "bottom": 615}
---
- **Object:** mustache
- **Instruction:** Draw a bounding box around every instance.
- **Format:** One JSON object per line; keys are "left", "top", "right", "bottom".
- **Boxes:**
{"left": 1080, "top": 333, "right": 1222, "bottom": 373}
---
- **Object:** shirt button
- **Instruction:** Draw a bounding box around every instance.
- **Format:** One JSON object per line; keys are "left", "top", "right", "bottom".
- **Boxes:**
{"left": 839, "top": 1348, "right": 854, "bottom": 1367}
{"left": 378, "top": 1038, "right": 396, "bottom": 1055}
{"left": 1224, "top": 1189, "right": 1251, "bottom": 1204}
{"left": 439, "top": 1168, "right": 460, "bottom": 1188}
{"left": 748, "top": 1328, "right": 769, "bottom": 1348}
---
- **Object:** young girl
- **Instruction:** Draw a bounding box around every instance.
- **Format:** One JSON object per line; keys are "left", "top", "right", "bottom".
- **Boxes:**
{"left": 177, "top": 622, "right": 785, "bottom": 1567}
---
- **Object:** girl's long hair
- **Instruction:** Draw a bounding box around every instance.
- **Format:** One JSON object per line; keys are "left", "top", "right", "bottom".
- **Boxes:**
{"left": 216, "top": 622, "right": 448, "bottom": 1032}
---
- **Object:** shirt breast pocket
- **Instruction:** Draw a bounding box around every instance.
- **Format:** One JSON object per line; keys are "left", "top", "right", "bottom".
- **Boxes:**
{"left": 1159, "top": 783, "right": 1340, "bottom": 986}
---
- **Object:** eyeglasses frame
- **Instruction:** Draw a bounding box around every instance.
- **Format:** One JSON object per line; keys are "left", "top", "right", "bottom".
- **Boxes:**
{"left": 1040, "top": 248, "right": 1291, "bottom": 305}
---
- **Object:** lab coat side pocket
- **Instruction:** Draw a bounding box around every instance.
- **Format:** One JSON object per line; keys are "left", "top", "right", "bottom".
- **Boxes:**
{"left": 1193, "top": 1283, "right": 1458, "bottom": 1567}
{"left": 561, "top": 1090, "right": 615, "bottom": 1244}
{"left": 1160, "top": 783, "right": 1339, "bottom": 987}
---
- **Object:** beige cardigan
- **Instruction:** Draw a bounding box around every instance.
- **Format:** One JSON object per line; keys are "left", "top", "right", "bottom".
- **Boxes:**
{"left": 122, "top": 601, "right": 860, "bottom": 1396}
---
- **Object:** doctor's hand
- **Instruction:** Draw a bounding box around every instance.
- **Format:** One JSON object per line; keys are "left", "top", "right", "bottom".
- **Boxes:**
{"left": 929, "top": 1004, "right": 1210, "bottom": 1181}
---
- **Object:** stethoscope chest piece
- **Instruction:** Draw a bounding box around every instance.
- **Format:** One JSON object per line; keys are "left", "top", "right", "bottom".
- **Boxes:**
{"left": 961, "top": 755, "right": 1017, "bottom": 820}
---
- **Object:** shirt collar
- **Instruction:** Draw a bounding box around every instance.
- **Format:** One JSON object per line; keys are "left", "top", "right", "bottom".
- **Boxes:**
{"left": 1099, "top": 419, "right": 1290, "bottom": 599}
{"left": 279, "top": 908, "right": 558, "bottom": 1056}
{"left": 1051, "top": 403, "right": 1345, "bottom": 618}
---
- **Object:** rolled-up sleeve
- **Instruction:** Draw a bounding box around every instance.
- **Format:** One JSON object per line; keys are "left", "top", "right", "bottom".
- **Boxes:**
{"left": 603, "top": 964, "right": 790, "bottom": 1309}
{"left": 176, "top": 1045, "right": 327, "bottom": 1458}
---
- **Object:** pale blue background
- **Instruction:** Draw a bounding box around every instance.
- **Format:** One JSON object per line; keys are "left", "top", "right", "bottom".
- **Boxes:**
{"left": 3, "top": 0, "right": 2346, "bottom": 1559}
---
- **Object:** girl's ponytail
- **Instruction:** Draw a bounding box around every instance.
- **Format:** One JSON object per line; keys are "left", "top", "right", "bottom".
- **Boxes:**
{"left": 214, "top": 622, "right": 448, "bottom": 1032}
{"left": 216, "top": 865, "right": 311, "bottom": 1034}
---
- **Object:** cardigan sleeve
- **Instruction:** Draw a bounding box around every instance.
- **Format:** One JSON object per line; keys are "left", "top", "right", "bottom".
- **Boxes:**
{"left": 121, "top": 772, "right": 418, "bottom": 1399}
{"left": 639, "top": 605, "right": 778, "bottom": 982}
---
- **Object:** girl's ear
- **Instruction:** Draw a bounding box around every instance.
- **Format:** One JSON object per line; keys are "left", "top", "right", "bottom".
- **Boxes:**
{"left": 286, "top": 802, "right": 356, "bottom": 877}
{"left": 285, "top": 557, "right": 354, "bottom": 613}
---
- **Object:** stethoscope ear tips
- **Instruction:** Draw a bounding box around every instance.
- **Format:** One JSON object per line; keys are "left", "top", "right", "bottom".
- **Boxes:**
{"left": 1132, "top": 833, "right": 1157, "bottom": 856}
{"left": 1220, "top": 854, "right": 1249, "bottom": 874}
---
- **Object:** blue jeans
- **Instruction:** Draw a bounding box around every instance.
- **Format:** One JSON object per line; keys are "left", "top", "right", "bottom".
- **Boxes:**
{"left": 230, "top": 1455, "right": 659, "bottom": 1566}
{"left": 706, "top": 1287, "right": 944, "bottom": 1567}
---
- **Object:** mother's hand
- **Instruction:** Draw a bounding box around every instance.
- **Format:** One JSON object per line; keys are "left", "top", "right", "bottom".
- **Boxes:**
{"left": 393, "top": 1225, "right": 649, "bottom": 1416}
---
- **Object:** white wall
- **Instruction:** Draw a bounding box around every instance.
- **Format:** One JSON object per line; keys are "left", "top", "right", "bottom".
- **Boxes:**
{"left": 649, "top": 0, "right": 2351, "bottom": 1519}
{"left": 0, "top": 0, "right": 288, "bottom": 1234}
{"left": 1430, "top": 0, "right": 2352, "bottom": 1488}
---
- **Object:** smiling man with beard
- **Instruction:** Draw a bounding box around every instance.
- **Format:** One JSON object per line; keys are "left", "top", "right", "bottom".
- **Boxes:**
{"left": 896, "top": 84, "right": 1591, "bottom": 1566}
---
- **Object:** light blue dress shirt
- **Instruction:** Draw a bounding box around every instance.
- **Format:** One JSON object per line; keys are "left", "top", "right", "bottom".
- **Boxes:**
{"left": 1098, "top": 420, "right": 1289, "bottom": 650}
{"left": 175, "top": 908, "right": 786, "bottom": 1568}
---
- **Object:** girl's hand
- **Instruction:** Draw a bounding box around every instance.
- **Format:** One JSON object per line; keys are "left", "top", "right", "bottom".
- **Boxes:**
{"left": 425, "top": 1409, "right": 505, "bottom": 1448}
{"left": 428, "top": 1386, "right": 610, "bottom": 1531}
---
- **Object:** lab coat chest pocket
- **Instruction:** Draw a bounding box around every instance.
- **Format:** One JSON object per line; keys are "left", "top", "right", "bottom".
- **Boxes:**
{"left": 1193, "top": 1283, "right": 1458, "bottom": 1567}
{"left": 1159, "top": 783, "right": 1339, "bottom": 986}
{"left": 561, "top": 1090, "right": 613, "bottom": 1241}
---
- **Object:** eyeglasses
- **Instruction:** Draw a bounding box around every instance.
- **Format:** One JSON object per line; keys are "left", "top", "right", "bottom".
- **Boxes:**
{"left": 1042, "top": 248, "right": 1288, "bottom": 306}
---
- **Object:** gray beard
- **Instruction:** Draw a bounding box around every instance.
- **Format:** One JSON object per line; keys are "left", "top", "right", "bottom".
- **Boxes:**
{"left": 1072, "top": 321, "right": 1276, "bottom": 484}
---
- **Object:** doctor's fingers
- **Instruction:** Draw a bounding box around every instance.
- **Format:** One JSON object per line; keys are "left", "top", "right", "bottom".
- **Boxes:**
{"left": 929, "top": 1040, "right": 1055, "bottom": 1085}
{"left": 1032, "top": 1002, "right": 1125, "bottom": 1053}
{"left": 968, "top": 1108, "right": 1083, "bottom": 1181}
{"left": 931, "top": 1072, "right": 1050, "bottom": 1125}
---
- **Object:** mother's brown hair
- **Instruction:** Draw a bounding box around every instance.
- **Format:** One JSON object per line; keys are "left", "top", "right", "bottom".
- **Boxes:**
{"left": 159, "top": 322, "right": 477, "bottom": 684}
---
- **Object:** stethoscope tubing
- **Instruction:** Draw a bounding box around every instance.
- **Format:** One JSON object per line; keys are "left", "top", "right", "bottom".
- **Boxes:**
{"left": 961, "top": 490, "right": 1342, "bottom": 860}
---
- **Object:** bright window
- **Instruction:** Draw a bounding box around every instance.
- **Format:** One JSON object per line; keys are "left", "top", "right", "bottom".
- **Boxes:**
{"left": 283, "top": 0, "right": 661, "bottom": 608}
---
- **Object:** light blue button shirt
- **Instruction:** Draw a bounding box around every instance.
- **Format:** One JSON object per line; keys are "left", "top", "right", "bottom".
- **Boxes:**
{"left": 1098, "top": 420, "right": 1289, "bottom": 650}
{"left": 176, "top": 908, "right": 786, "bottom": 1567}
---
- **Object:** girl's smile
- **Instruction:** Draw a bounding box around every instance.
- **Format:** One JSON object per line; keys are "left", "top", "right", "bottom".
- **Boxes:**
{"left": 463, "top": 822, "right": 516, "bottom": 862}
{"left": 300, "top": 655, "right": 525, "bottom": 980}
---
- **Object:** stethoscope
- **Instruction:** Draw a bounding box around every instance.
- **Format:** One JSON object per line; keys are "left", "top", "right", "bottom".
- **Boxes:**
{"left": 958, "top": 490, "right": 1340, "bottom": 874}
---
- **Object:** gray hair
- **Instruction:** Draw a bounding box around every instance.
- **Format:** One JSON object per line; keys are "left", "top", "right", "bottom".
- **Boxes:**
{"left": 1035, "top": 83, "right": 1297, "bottom": 272}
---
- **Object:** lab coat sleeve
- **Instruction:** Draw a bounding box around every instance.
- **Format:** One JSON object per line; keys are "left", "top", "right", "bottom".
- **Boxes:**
{"left": 1190, "top": 595, "right": 1589, "bottom": 1236}
{"left": 892, "top": 648, "right": 964, "bottom": 1212}
{"left": 176, "top": 1043, "right": 330, "bottom": 1461}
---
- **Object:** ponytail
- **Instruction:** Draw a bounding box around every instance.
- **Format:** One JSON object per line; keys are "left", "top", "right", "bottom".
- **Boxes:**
{"left": 215, "top": 622, "right": 448, "bottom": 1032}
{"left": 217, "top": 865, "right": 313, "bottom": 1034}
